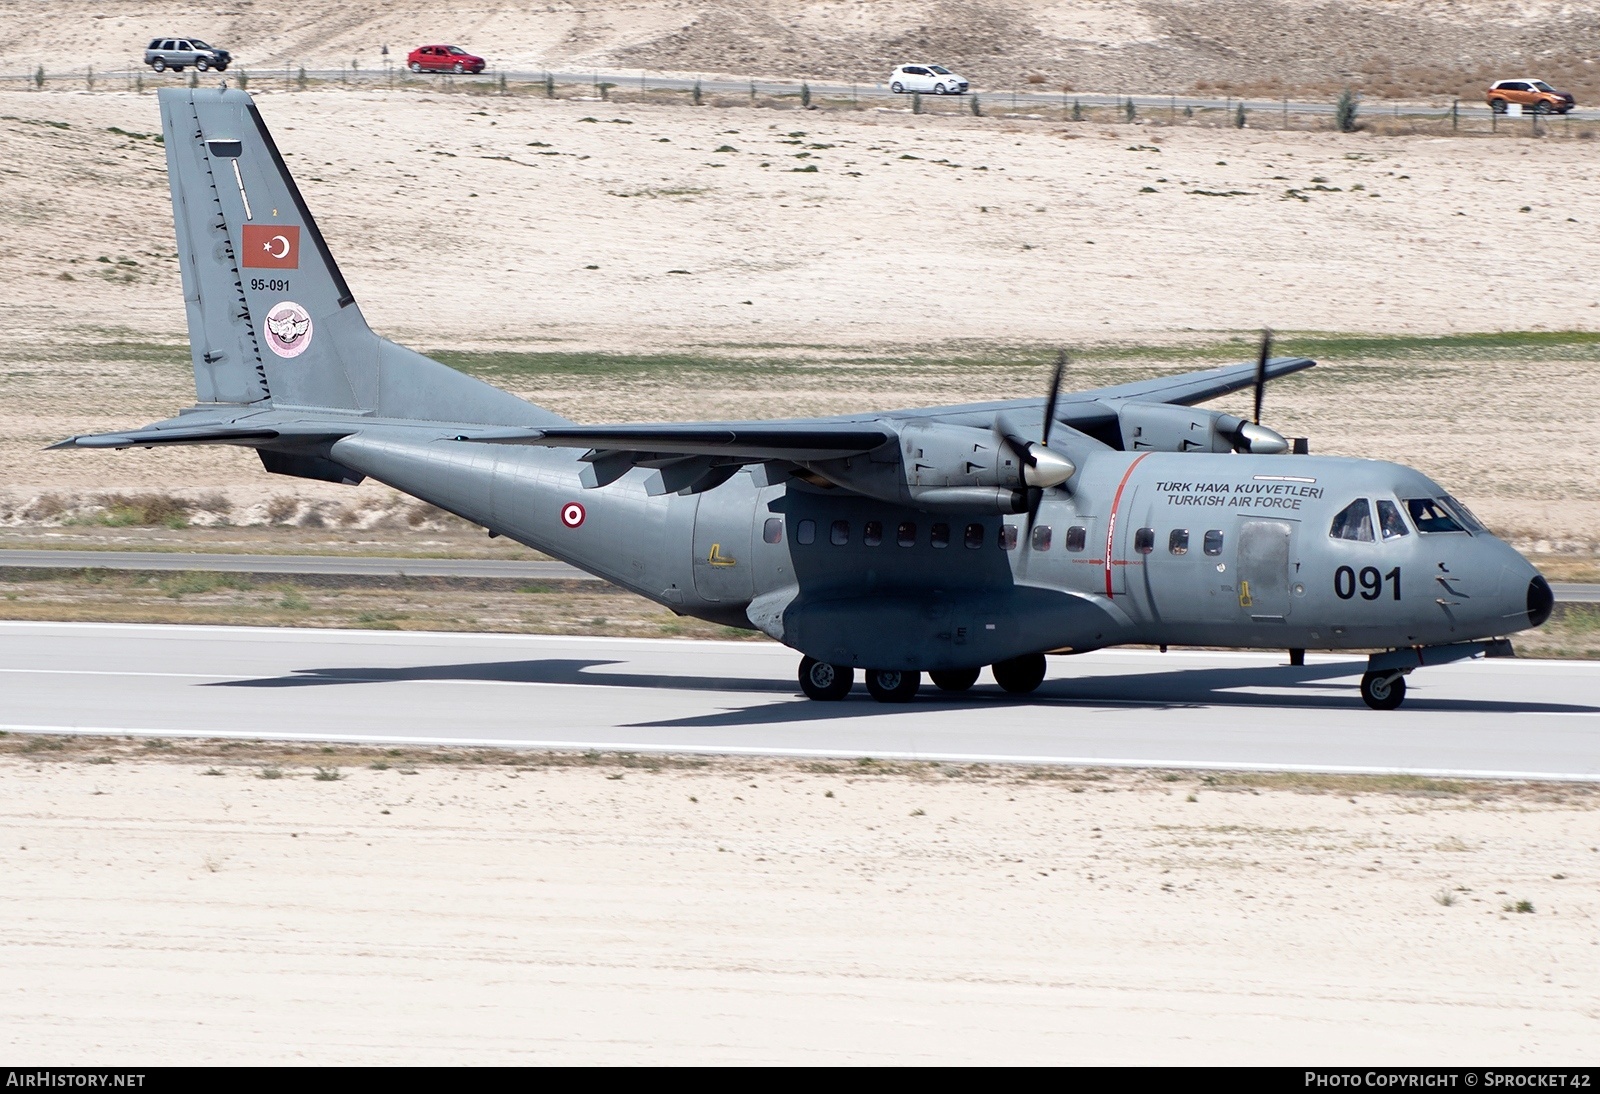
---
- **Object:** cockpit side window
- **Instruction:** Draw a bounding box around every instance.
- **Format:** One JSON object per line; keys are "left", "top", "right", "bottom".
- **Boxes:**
{"left": 1329, "top": 498, "right": 1375, "bottom": 542}
{"left": 1405, "top": 498, "right": 1465, "bottom": 533}
{"left": 1376, "top": 499, "right": 1409, "bottom": 540}
{"left": 1440, "top": 494, "right": 1486, "bottom": 533}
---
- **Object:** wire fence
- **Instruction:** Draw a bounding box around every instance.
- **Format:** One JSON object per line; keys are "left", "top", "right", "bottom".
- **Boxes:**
{"left": 4, "top": 63, "right": 1597, "bottom": 135}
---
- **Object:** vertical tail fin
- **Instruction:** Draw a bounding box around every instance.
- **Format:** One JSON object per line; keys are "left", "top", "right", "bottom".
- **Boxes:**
{"left": 159, "top": 86, "right": 562, "bottom": 427}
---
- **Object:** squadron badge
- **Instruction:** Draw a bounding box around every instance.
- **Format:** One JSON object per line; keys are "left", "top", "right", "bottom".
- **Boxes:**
{"left": 262, "top": 301, "right": 313, "bottom": 358}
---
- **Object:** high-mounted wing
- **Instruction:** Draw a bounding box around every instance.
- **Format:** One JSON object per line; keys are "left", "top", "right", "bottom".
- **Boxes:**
{"left": 464, "top": 421, "right": 896, "bottom": 496}
{"left": 467, "top": 423, "right": 893, "bottom": 462}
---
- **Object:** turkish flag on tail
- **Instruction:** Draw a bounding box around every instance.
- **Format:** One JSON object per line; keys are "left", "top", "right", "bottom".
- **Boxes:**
{"left": 242, "top": 224, "right": 300, "bottom": 269}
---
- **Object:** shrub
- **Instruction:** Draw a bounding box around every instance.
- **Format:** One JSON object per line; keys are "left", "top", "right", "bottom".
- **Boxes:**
{"left": 800, "top": 82, "right": 810, "bottom": 108}
{"left": 1336, "top": 88, "right": 1358, "bottom": 132}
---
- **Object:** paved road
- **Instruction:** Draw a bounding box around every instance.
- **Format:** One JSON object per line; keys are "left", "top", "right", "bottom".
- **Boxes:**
{"left": 5, "top": 622, "right": 1597, "bottom": 779}
{"left": 5, "top": 549, "right": 1594, "bottom": 602}
{"left": 12, "top": 65, "right": 1593, "bottom": 123}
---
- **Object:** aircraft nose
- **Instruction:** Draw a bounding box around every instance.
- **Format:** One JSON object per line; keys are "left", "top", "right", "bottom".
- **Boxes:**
{"left": 1527, "top": 574, "right": 1554, "bottom": 628}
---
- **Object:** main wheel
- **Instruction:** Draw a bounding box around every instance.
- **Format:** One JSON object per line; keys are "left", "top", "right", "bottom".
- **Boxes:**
{"left": 1534, "top": 100, "right": 1551, "bottom": 114}
{"left": 865, "top": 668, "right": 920, "bottom": 703}
{"left": 410, "top": 61, "right": 423, "bottom": 73}
{"left": 1359, "top": 671, "right": 1406, "bottom": 711}
{"left": 929, "top": 667, "right": 980, "bottom": 693}
{"left": 1490, "top": 98, "right": 1507, "bottom": 114}
{"left": 196, "top": 57, "right": 210, "bottom": 72}
{"left": 891, "top": 81, "right": 904, "bottom": 94}
{"left": 453, "top": 61, "right": 465, "bottom": 74}
{"left": 214, "top": 63, "right": 227, "bottom": 71}
{"left": 991, "top": 652, "right": 1047, "bottom": 694}
{"left": 934, "top": 83, "right": 948, "bottom": 95}
{"left": 798, "top": 656, "right": 852, "bottom": 701}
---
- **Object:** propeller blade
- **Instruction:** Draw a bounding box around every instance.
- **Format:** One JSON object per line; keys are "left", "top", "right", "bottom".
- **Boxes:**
{"left": 1041, "top": 349, "right": 1066, "bottom": 446}
{"left": 1252, "top": 328, "right": 1272, "bottom": 425}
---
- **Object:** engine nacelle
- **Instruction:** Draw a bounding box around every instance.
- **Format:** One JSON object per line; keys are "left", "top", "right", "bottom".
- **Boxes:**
{"left": 798, "top": 422, "right": 1070, "bottom": 513}
{"left": 1116, "top": 402, "right": 1287, "bottom": 454}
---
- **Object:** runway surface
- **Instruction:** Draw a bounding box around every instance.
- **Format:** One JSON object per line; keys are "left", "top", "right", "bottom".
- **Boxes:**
{"left": 3, "top": 550, "right": 1594, "bottom": 602}
{"left": 0, "top": 549, "right": 596, "bottom": 582}
{"left": 5, "top": 621, "right": 1598, "bottom": 779}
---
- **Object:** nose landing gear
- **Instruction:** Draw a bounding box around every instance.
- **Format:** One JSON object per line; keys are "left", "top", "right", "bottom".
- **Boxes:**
{"left": 1359, "top": 671, "right": 1406, "bottom": 711}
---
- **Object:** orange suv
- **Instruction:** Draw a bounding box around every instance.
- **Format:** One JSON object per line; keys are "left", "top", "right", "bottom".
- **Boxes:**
{"left": 1487, "top": 78, "right": 1575, "bottom": 114}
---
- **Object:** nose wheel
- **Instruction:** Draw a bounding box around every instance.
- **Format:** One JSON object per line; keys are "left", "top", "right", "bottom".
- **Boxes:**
{"left": 798, "top": 656, "right": 852, "bottom": 701}
{"left": 1359, "top": 671, "right": 1407, "bottom": 710}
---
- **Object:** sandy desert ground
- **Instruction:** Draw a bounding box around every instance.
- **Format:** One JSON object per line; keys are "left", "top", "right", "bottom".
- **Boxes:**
{"left": 4, "top": 84, "right": 1600, "bottom": 547}
{"left": 6, "top": 1, "right": 1600, "bottom": 104}
{"left": 1, "top": 743, "right": 1597, "bottom": 1064}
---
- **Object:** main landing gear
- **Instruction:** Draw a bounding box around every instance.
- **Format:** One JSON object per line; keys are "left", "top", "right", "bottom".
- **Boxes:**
{"left": 797, "top": 653, "right": 1050, "bottom": 703}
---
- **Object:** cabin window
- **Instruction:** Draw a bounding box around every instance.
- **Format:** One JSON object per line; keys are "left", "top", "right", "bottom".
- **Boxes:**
{"left": 1376, "top": 500, "right": 1409, "bottom": 540}
{"left": 864, "top": 520, "right": 883, "bottom": 546}
{"left": 931, "top": 523, "right": 950, "bottom": 548}
{"left": 964, "top": 523, "right": 984, "bottom": 549}
{"left": 1065, "top": 526, "right": 1087, "bottom": 552}
{"left": 763, "top": 517, "right": 783, "bottom": 544}
{"left": 1405, "top": 498, "right": 1465, "bottom": 534}
{"left": 1329, "top": 498, "right": 1375, "bottom": 542}
{"left": 797, "top": 519, "right": 816, "bottom": 545}
{"left": 1203, "top": 529, "right": 1225, "bottom": 556}
{"left": 1134, "top": 527, "right": 1155, "bottom": 554}
{"left": 897, "top": 521, "right": 916, "bottom": 547}
{"left": 999, "top": 525, "right": 1018, "bottom": 551}
{"left": 830, "top": 519, "right": 850, "bottom": 546}
{"left": 1031, "top": 525, "right": 1052, "bottom": 551}
{"left": 1169, "top": 529, "right": 1189, "bottom": 555}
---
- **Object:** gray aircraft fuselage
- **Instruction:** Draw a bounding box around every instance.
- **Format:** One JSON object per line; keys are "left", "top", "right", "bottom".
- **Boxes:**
{"left": 335, "top": 431, "right": 1543, "bottom": 673}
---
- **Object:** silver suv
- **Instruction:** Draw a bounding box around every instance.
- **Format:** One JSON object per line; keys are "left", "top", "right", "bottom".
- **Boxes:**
{"left": 144, "top": 37, "right": 231, "bottom": 73}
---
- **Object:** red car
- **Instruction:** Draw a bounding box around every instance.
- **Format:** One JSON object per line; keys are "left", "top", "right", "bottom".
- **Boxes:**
{"left": 407, "top": 45, "right": 486, "bottom": 74}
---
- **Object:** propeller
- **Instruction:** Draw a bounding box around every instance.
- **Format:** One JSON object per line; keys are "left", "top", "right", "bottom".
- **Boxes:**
{"left": 1231, "top": 328, "right": 1289, "bottom": 455}
{"left": 1253, "top": 327, "right": 1271, "bottom": 427}
{"left": 1001, "top": 349, "right": 1076, "bottom": 533}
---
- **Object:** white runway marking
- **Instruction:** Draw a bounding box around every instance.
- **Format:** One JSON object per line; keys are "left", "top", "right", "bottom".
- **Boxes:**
{"left": 3, "top": 621, "right": 1597, "bottom": 779}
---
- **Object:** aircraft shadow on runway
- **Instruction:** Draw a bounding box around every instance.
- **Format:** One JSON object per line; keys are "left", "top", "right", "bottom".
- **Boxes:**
{"left": 208, "top": 657, "right": 1600, "bottom": 729}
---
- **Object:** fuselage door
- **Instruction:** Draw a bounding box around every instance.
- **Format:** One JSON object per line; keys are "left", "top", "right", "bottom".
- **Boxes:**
{"left": 1237, "top": 518, "right": 1297, "bottom": 621}
{"left": 692, "top": 472, "right": 757, "bottom": 603}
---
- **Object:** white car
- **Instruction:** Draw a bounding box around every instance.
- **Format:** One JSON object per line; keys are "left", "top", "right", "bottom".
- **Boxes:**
{"left": 888, "top": 64, "right": 969, "bottom": 95}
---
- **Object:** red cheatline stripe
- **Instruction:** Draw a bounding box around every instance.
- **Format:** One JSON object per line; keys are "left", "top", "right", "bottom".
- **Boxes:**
{"left": 1104, "top": 452, "right": 1151, "bottom": 598}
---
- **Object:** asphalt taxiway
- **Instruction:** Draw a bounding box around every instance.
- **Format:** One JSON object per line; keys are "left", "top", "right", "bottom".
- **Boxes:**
{"left": 4, "top": 621, "right": 1597, "bottom": 779}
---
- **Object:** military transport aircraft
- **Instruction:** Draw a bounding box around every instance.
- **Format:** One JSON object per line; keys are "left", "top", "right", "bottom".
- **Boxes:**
{"left": 54, "top": 88, "right": 1554, "bottom": 710}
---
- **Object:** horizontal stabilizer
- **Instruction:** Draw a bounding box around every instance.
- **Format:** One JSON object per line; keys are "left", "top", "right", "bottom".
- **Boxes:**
{"left": 49, "top": 421, "right": 353, "bottom": 451}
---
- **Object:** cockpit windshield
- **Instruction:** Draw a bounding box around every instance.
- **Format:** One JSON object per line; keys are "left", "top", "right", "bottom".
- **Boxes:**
{"left": 1329, "top": 498, "right": 1374, "bottom": 541}
{"left": 929, "top": 65, "right": 951, "bottom": 74}
{"left": 1405, "top": 498, "right": 1466, "bottom": 533}
{"left": 448, "top": 46, "right": 468, "bottom": 54}
{"left": 1533, "top": 81, "right": 1555, "bottom": 92}
{"left": 189, "top": 39, "right": 211, "bottom": 49}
